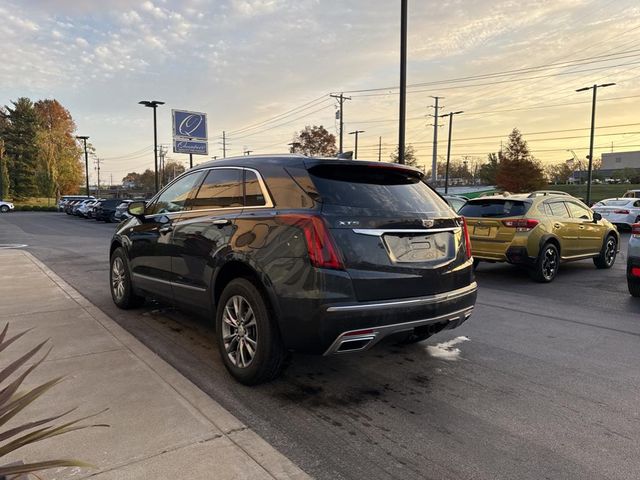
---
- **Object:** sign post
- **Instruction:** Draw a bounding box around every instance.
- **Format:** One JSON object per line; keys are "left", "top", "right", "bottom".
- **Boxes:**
{"left": 172, "top": 110, "right": 208, "bottom": 164}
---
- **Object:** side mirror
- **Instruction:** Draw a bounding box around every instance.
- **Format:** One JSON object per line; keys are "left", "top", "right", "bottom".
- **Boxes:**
{"left": 127, "top": 201, "right": 146, "bottom": 217}
{"left": 593, "top": 212, "right": 602, "bottom": 222}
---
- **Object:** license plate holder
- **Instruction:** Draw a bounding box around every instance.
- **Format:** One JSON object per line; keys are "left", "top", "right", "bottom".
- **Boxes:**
{"left": 383, "top": 232, "right": 451, "bottom": 263}
{"left": 473, "top": 225, "right": 491, "bottom": 236}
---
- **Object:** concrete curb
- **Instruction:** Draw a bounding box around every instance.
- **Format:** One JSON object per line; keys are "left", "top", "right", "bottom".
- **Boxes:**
{"left": 17, "top": 250, "right": 310, "bottom": 480}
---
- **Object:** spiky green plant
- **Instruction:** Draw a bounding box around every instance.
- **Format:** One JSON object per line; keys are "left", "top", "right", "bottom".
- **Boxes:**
{"left": 0, "top": 324, "right": 108, "bottom": 478}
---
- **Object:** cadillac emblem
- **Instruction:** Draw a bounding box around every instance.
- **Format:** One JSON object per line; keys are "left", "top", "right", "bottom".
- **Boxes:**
{"left": 421, "top": 219, "right": 435, "bottom": 228}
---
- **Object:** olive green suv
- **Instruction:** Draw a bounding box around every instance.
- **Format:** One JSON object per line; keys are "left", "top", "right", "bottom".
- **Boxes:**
{"left": 459, "top": 195, "right": 619, "bottom": 282}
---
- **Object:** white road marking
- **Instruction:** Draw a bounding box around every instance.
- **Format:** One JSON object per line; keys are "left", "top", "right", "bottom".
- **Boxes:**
{"left": 0, "top": 244, "right": 28, "bottom": 249}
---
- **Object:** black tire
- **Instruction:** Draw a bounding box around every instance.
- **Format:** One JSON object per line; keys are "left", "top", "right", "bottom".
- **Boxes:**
{"left": 0, "top": 205, "right": 9, "bottom": 213}
{"left": 530, "top": 242, "right": 559, "bottom": 283}
{"left": 629, "top": 278, "right": 640, "bottom": 298}
{"left": 593, "top": 234, "right": 617, "bottom": 269}
{"left": 472, "top": 258, "right": 480, "bottom": 270}
{"left": 109, "top": 247, "right": 144, "bottom": 309}
{"left": 216, "top": 278, "right": 287, "bottom": 385}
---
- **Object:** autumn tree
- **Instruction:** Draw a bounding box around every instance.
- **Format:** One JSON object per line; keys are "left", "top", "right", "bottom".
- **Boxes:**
{"left": 34, "top": 99, "right": 84, "bottom": 198}
{"left": 0, "top": 98, "right": 40, "bottom": 198}
{"left": 390, "top": 144, "right": 418, "bottom": 167}
{"left": 163, "top": 160, "right": 186, "bottom": 183}
{"left": 545, "top": 161, "right": 574, "bottom": 184}
{"left": 495, "top": 129, "right": 546, "bottom": 192}
{"left": 290, "top": 125, "right": 337, "bottom": 156}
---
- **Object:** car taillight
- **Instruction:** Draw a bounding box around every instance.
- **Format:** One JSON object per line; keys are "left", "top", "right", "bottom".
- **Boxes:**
{"left": 278, "top": 214, "right": 344, "bottom": 270}
{"left": 632, "top": 223, "right": 640, "bottom": 236}
{"left": 460, "top": 217, "right": 472, "bottom": 259}
{"left": 613, "top": 209, "right": 630, "bottom": 214}
{"left": 501, "top": 219, "right": 539, "bottom": 232}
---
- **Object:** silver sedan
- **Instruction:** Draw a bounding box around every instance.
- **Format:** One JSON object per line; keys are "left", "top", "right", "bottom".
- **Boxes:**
{"left": 592, "top": 198, "right": 640, "bottom": 229}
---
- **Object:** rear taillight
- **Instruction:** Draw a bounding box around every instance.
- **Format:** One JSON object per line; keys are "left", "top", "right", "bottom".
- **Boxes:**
{"left": 632, "top": 223, "right": 640, "bottom": 236}
{"left": 460, "top": 217, "right": 472, "bottom": 259}
{"left": 502, "top": 219, "right": 539, "bottom": 232}
{"left": 614, "top": 209, "right": 630, "bottom": 214}
{"left": 279, "top": 214, "right": 344, "bottom": 270}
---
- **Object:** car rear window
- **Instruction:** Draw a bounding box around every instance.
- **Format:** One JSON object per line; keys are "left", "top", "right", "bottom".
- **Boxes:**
{"left": 599, "top": 199, "right": 631, "bottom": 206}
{"left": 307, "top": 164, "right": 447, "bottom": 213}
{"left": 459, "top": 199, "right": 530, "bottom": 218}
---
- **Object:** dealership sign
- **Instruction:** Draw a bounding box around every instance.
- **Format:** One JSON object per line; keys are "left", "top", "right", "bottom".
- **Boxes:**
{"left": 172, "top": 109, "right": 208, "bottom": 155}
{"left": 173, "top": 139, "right": 208, "bottom": 155}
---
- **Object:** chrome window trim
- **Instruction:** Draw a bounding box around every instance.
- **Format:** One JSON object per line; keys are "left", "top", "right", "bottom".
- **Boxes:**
{"left": 132, "top": 273, "right": 207, "bottom": 292}
{"left": 144, "top": 166, "right": 274, "bottom": 219}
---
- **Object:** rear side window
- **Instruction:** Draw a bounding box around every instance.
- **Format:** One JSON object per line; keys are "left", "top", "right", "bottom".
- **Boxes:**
{"left": 547, "top": 202, "right": 570, "bottom": 218}
{"left": 245, "top": 170, "right": 266, "bottom": 207}
{"left": 307, "top": 165, "right": 447, "bottom": 213}
{"left": 189, "top": 169, "right": 243, "bottom": 210}
{"left": 459, "top": 200, "right": 530, "bottom": 218}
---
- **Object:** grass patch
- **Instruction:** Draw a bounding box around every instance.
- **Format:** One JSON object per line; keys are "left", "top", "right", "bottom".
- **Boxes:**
{"left": 547, "top": 184, "right": 640, "bottom": 203}
{"left": 10, "top": 197, "right": 57, "bottom": 207}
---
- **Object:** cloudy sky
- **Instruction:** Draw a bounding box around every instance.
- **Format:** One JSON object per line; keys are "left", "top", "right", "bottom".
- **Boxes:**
{"left": 2, "top": 0, "right": 640, "bottom": 182}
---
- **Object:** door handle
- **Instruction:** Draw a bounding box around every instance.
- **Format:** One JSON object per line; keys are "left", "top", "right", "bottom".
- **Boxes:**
{"left": 159, "top": 225, "right": 173, "bottom": 234}
{"left": 553, "top": 223, "right": 562, "bottom": 229}
{"left": 212, "top": 219, "right": 231, "bottom": 227}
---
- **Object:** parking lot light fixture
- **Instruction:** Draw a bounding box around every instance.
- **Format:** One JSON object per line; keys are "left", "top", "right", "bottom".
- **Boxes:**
{"left": 349, "top": 130, "right": 365, "bottom": 159}
{"left": 139, "top": 100, "right": 165, "bottom": 194}
{"left": 75, "top": 135, "right": 90, "bottom": 196}
{"left": 575, "top": 83, "right": 615, "bottom": 205}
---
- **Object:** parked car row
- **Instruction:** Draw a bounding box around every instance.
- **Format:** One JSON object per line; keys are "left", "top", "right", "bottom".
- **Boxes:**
{"left": 59, "top": 197, "right": 143, "bottom": 223}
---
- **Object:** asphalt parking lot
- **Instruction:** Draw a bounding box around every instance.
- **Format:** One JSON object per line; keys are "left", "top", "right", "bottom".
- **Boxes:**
{"left": 2, "top": 212, "right": 639, "bottom": 480}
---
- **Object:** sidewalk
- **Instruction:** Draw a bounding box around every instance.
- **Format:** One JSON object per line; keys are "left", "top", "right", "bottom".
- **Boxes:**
{"left": 0, "top": 249, "right": 310, "bottom": 480}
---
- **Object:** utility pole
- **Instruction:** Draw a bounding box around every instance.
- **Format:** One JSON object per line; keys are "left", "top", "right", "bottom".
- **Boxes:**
{"left": 189, "top": 153, "right": 193, "bottom": 169}
{"left": 75, "top": 135, "right": 90, "bottom": 197}
{"left": 330, "top": 93, "right": 351, "bottom": 154}
{"left": 576, "top": 82, "right": 615, "bottom": 205}
{"left": 398, "top": 0, "right": 408, "bottom": 164}
{"left": 378, "top": 136, "right": 382, "bottom": 162}
{"left": 0, "top": 139, "right": 4, "bottom": 199}
{"left": 138, "top": 100, "right": 164, "bottom": 194}
{"left": 349, "top": 130, "right": 365, "bottom": 160}
{"left": 221, "top": 131, "right": 227, "bottom": 158}
{"left": 429, "top": 96, "right": 444, "bottom": 183}
{"left": 440, "top": 110, "right": 464, "bottom": 194}
{"left": 158, "top": 145, "right": 167, "bottom": 187}
{"left": 94, "top": 157, "right": 102, "bottom": 198}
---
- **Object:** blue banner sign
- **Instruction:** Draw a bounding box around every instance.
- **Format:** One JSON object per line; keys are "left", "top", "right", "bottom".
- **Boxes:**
{"left": 173, "top": 139, "right": 208, "bottom": 155}
{"left": 172, "top": 109, "right": 207, "bottom": 141}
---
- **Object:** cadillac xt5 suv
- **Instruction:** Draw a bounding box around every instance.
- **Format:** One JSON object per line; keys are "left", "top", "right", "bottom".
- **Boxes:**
{"left": 109, "top": 155, "right": 477, "bottom": 384}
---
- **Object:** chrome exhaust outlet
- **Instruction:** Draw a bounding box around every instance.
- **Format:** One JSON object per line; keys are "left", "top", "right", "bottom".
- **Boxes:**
{"left": 336, "top": 335, "right": 376, "bottom": 353}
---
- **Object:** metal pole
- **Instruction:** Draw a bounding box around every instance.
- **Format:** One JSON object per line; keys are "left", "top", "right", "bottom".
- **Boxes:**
{"left": 398, "top": 0, "right": 408, "bottom": 164}
{"left": 152, "top": 106, "right": 159, "bottom": 193}
{"left": 431, "top": 96, "right": 441, "bottom": 183}
{"left": 378, "top": 136, "right": 382, "bottom": 161}
{"left": 445, "top": 113, "right": 453, "bottom": 194}
{"left": 355, "top": 132, "right": 359, "bottom": 159}
{"left": 223, "top": 131, "right": 227, "bottom": 158}
{"left": 189, "top": 153, "right": 193, "bottom": 169}
{"left": 586, "top": 85, "right": 597, "bottom": 206}
{"left": 339, "top": 95, "right": 344, "bottom": 154}
{"left": 83, "top": 138, "right": 89, "bottom": 196}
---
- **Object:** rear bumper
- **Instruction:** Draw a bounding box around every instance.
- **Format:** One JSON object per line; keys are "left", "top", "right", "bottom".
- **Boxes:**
{"left": 321, "top": 282, "right": 477, "bottom": 355}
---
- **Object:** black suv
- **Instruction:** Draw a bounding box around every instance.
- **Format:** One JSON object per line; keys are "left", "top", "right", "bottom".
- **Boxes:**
{"left": 95, "top": 199, "right": 125, "bottom": 222}
{"left": 109, "top": 155, "right": 477, "bottom": 384}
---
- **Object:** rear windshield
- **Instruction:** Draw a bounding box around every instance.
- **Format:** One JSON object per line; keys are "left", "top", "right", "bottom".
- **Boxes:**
{"left": 307, "top": 165, "right": 448, "bottom": 213}
{"left": 598, "top": 199, "right": 630, "bottom": 206}
{"left": 459, "top": 199, "right": 530, "bottom": 218}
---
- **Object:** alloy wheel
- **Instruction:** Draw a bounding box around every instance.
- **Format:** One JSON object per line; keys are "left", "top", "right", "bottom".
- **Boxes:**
{"left": 111, "top": 257, "right": 126, "bottom": 301}
{"left": 604, "top": 237, "right": 617, "bottom": 266}
{"left": 222, "top": 295, "right": 258, "bottom": 369}
{"left": 542, "top": 246, "right": 558, "bottom": 281}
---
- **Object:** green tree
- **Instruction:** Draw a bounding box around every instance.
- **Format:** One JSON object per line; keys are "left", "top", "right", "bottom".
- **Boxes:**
{"left": 0, "top": 98, "right": 40, "bottom": 198}
{"left": 164, "top": 160, "right": 186, "bottom": 182}
{"left": 495, "top": 129, "right": 546, "bottom": 192}
{"left": 478, "top": 152, "right": 501, "bottom": 185}
{"left": 390, "top": 144, "right": 418, "bottom": 167}
{"left": 291, "top": 125, "right": 337, "bottom": 156}
{"left": 545, "top": 161, "right": 574, "bottom": 184}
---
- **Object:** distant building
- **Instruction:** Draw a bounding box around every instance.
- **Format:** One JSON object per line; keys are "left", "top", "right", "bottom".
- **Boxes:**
{"left": 602, "top": 151, "right": 640, "bottom": 170}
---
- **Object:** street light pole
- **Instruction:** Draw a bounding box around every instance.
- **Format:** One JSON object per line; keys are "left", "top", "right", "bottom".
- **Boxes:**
{"left": 398, "top": 0, "right": 408, "bottom": 164}
{"left": 139, "top": 100, "right": 165, "bottom": 194}
{"left": 440, "top": 111, "right": 463, "bottom": 194}
{"left": 75, "top": 135, "right": 90, "bottom": 196}
{"left": 576, "top": 83, "right": 615, "bottom": 205}
{"left": 349, "top": 130, "right": 365, "bottom": 159}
